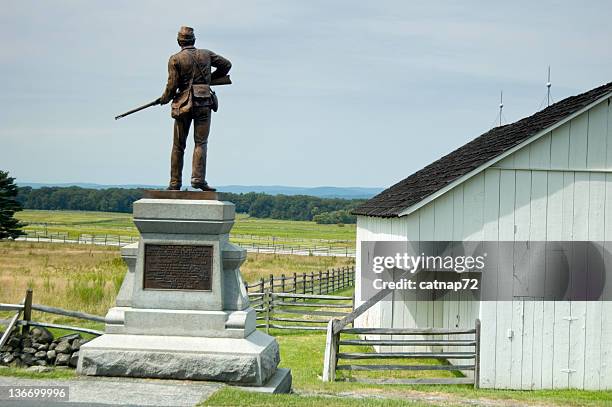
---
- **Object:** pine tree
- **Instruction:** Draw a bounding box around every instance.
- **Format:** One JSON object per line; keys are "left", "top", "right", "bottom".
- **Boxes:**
{"left": 0, "top": 170, "right": 25, "bottom": 239}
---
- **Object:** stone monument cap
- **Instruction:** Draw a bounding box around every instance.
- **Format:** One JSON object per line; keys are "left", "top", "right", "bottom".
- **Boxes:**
{"left": 143, "top": 190, "right": 218, "bottom": 200}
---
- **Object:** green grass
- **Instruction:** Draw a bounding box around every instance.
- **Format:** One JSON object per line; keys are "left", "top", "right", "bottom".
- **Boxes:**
{"left": 0, "top": 366, "right": 76, "bottom": 380}
{"left": 16, "top": 210, "right": 356, "bottom": 244}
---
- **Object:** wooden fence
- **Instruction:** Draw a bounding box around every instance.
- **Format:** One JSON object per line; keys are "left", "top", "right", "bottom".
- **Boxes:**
{"left": 232, "top": 234, "right": 353, "bottom": 245}
{"left": 323, "top": 323, "right": 481, "bottom": 385}
{"left": 244, "top": 266, "right": 355, "bottom": 296}
{"left": 0, "top": 289, "right": 104, "bottom": 348}
{"left": 20, "top": 231, "right": 138, "bottom": 246}
{"left": 249, "top": 292, "right": 353, "bottom": 332}
{"left": 19, "top": 231, "right": 356, "bottom": 256}
{"left": 245, "top": 267, "right": 355, "bottom": 332}
{"left": 322, "top": 285, "right": 481, "bottom": 386}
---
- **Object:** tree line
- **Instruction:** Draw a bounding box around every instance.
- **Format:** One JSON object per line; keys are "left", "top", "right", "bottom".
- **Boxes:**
{"left": 16, "top": 187, "right": 362, "bottom": 223}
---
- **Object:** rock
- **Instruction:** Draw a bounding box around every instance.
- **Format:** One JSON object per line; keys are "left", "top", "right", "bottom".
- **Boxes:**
{"left": 35, "top": 360, "right": 48, "bottom": 366}
{"left": 20, "top": 353, "right": 34, "bottom": 365}
{"left": 27, "top": 365, "right": 52, "bottom": 373}
{"left": 2, "top": 354, "right": 14, "bottom": 364}
{"left": 55, "top": 341, "right": 71, "bottom": 354}
{"left": 7, "top": 337, "right": 21, "bottom": 348}
{"left": 22, "top": 347, "right": 37, "bottom": 354}
{"left": 49, "top": 343, "right": 57, "bottom": 351}
{"left": 55, "top": 353, "right": 70, "bottom": 366}
{"left": 0, "top": 365, "right": 7, "bottom": 369}
{"left": 0, "top": 345, "right": 11, "bottom": 352}
{"left": 69, "top": 352, "right": 79, "bottom": 367}
{"left": 71, "top": 339, "right": 83, "bottom": 352}
{"left": 36, "top": 343, "right": 49, "bottom": 351}
{"left": 57, "top": 333, "right": 81, "bottom": 343}
{"left": 46, "top": 350, "right": 56, "bottom": 361}
{"left": 31, "top": 327, "right": 54, "bottom": 344}
{"left": 34, "top": 351, "right": 47, "bottom": 359}
{"left": 22, "top": 338, "right": 32, "bottom": 348}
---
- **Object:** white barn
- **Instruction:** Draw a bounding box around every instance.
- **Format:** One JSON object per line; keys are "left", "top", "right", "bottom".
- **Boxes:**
{"left": 352, "top": 82, "right": 612, "bottom": 390}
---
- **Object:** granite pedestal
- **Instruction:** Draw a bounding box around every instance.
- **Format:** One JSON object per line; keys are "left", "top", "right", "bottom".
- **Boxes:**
{"left": 77, "top": 194, "right": 290, "bottom": 392}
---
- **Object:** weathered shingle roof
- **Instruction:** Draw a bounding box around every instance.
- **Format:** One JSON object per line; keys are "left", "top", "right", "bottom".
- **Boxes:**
{"left": 353, "top": 81, "right": 612, "bottom": 218}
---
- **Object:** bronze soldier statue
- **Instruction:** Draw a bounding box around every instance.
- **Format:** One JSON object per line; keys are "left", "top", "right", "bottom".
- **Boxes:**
{"left": 158, "top": 26, "right": 232, "bottom": 191}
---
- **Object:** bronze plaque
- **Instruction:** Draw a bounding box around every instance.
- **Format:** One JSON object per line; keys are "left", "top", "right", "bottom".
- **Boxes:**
{"left": 143, "top": 244, "right": 213, "bottom": 291}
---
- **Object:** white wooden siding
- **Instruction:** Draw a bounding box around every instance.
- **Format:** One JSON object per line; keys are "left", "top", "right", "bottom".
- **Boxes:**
{"left": 355, "top": 98, "right": 612, "bottom": 390}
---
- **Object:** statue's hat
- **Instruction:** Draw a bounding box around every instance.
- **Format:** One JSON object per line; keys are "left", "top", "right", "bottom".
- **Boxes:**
{"left": 178, "top": 26, "right": 195, "bottom": 41}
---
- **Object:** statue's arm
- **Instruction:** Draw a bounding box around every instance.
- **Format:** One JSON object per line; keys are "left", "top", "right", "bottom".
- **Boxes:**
{"left": 209, "top": 51, "right": 232, "bottom": 81}
{"left": 159, "top": 56, "right": 179, "bottom": 105}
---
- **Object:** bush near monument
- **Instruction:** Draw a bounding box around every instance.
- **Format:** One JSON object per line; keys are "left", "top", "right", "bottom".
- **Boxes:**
{"left": 0, "top": 171, "right": 25, "bottom": 240}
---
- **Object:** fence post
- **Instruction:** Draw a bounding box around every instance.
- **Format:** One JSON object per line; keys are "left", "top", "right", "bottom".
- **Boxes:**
{"left": 322, "top": 319, "right": 339, "bottom": 382}
{"left": 474, "top": 318, "right": 481, "bottom": 388}
{"left": 302, "top": 273, "right": 306, "bottom": 297}
{"left": 269, "top": 274, "right": 274, "bottom": 294}
{"left": 22, "top": 288, "right": 33, "bottom": 335}
{"left": 325, "top": 270, "right": 330, "bottom": 294}
{"left": 318, "top": 271, "right": 323, "bottom": 294}
{"left": 309, "top": 272, "right": 314, "bottom": 294}
{"left": 346, "top": 267, "right": 349, "bottom": 289}
{"left": 281, "top": 274, "right": 286, "bottom": 293}
{"left": 332, "top": 268, "right": 336, "bottom": 291}
{"left": 265, "top": 291, "right": 271, "bottom": 335}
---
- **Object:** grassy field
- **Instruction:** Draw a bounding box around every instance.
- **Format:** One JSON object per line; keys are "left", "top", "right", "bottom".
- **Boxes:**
{"left": 0, "top": 242, "right": 353, "bottom": 319}
{"left": 16, "top": 210, "right": 356, "bottom": 245}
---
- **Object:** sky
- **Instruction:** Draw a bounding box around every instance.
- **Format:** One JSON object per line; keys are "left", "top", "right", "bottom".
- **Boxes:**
{"left": 1, "top": 1, "right": 611, "bottom": 189}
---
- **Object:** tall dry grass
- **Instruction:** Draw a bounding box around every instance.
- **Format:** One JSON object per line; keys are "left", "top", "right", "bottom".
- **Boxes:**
{"left": 0, "top": 242, "right": 354, "bottom": 321}
{"left": 0, "top": 242, "right": 125, "bottom": 319}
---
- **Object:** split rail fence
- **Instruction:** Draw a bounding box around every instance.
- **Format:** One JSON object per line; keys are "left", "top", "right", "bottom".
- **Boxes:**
{"left": 244, "top": 267, "right": 354, "bottom": 296}
{"left": 0, "top": 289, "right": 104, "bottom": 349}
{"left": 245, "top": 266, "right": 355, "bottom": 332}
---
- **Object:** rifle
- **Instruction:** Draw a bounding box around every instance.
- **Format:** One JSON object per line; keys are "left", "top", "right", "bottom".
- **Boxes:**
{"left": 114, "top": 75, "right": 232, "bottom": 120}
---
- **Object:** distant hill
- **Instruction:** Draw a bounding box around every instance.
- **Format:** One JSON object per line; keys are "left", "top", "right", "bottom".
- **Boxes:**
{"left": 18, "top": 182, "right": 382, "bottom": 199}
